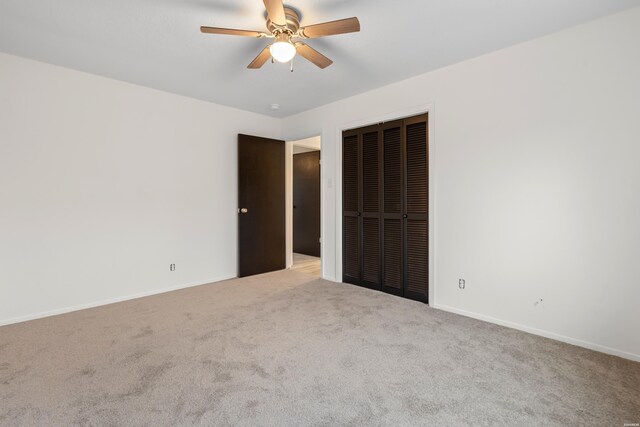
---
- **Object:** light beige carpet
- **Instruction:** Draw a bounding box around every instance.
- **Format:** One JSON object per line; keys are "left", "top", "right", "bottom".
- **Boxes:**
{"left": 1, "top": 270, "right": 638, "bottom": 426}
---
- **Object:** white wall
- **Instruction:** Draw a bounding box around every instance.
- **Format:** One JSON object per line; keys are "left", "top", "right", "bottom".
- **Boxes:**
{"left": 285, "top": 136, "right": 321, "bottom": 268}
{"left": 281, "top": 8, "right": 640, "bottom": 361}
{"left": 292, "top": 137, "right": 321, "bottom": 152}
{"left": 0, "top": 52, "right": 281, "bottom": 324}
{"left": 292, "top": 146, "right": 318, "bottom": 154}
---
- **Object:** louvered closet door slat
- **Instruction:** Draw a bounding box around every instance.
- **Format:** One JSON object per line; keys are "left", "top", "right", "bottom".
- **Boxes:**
{"left": 343, "top": 135, "right": 359, "bottom": 212}
{"left": 406, "top": 122, "right": 428, "bottom": 214}
{"left": 383, "top": 219, "right": 402, "bottom": 290}
{"left": 383, "top": 127, "right": 402, "bottom": 214}
{"left": 362, "top": 131, "right": 379, "bottom": 213}
{"left": 406, "top": 220, "right": 428, "bottom": 300}
{"left": 344, "top": 216, "right": 359, "bottom": 280}
{"left": 362, "top": 218, "right": 380, "bottom": 286}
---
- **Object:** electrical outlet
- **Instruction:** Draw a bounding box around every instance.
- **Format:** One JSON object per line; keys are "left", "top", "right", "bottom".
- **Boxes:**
{"left": 170, "top": 264, "right": 176, "bottom": 271}
{"left": 459, "top": 279, "right": 465, "bottom": 289}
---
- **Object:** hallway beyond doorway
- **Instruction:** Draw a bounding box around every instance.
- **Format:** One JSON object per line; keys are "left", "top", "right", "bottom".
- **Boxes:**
{"left": 291, "top": 253, "right": 320, "bottom": 277}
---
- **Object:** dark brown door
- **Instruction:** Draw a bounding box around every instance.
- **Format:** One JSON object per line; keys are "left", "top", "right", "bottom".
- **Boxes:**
{"left": 342, "top": 131, "right": 360, "bottom": 285}
{"left": 342, "top": 114, "right": 428, "bottom": 303}
{"left": 403, "top": 116, "right": 429, "bottom": 302}
{"left": 238, "top": 134, "right": 286, "bottom": 277}
{"left": 293, "top": 151, "right": 321, "bottom": 257}
{"left": 381, "top": 120, "right": 405, "bottom": 297}
{"left": 343, "top": 123, "right": 383, "bottom": 291}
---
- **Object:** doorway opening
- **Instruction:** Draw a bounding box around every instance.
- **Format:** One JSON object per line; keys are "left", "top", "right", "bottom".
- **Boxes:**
{"left": 286, "top": 136, "right": 321, "bottom": 278}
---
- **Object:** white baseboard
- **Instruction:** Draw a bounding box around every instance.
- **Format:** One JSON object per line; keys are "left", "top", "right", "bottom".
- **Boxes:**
{"left": 0, "top": 274, "right": 236, "bottom": 327}
{"left": 432, "top": 303, "right": 640, "bottom": 362}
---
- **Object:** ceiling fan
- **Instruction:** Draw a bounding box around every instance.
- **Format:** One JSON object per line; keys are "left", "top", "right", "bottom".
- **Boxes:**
{"left": 200, "top": 0, "right": 360, "bottom": 70}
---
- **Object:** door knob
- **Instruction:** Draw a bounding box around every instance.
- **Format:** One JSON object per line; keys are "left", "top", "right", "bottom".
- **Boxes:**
{"left": 402, "top": 214, "right": 408, "bottom": 219}
{"left": 239, "top": 208, "right": 248, "bottom": 213}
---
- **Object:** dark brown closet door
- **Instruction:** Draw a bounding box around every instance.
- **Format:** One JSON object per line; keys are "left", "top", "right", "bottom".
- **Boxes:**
{"left": 342, "top": 113, "right": 428, "bottom": 303}
{"left": 360, "top": 127, "right": 382, "bottom": 289}
{"left": 381, "top": 120, "right": 404, "bottom": 296}
{"left": 342, "top": 131, "right": 360, "bottom": 284}
{"left": 403, "top": 115, "right": 429, "bottom": 302}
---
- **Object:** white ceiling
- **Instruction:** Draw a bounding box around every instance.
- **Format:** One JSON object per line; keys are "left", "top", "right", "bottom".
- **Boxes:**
{"left": 1, "top": 0, "right": 637, "bottom": 117}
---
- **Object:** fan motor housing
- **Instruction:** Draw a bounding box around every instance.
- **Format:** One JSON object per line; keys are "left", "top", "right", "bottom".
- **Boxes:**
{"left": 266, "top": 7, "right": 301, "bottom": 34}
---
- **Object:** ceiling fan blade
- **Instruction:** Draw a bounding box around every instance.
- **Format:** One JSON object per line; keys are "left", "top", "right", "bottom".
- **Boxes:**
{"left": 263, "top": 0, "right": 287, "bottom": 27}
{"left": 247, "top": 46, "right": 272, "bottom": 69}
{"left": 200, "top": 26, "right": 265, "bottom": 37}
{"left": 300, "top": 17, "right": 360, "bottom": 38}
{"left": 295, "top": 42, "right": 333, "bottom": 69}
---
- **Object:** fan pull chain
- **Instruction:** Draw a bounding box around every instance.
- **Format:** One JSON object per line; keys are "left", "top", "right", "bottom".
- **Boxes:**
{"left": 290, "top": 56, "right": 294, "bottom": 73}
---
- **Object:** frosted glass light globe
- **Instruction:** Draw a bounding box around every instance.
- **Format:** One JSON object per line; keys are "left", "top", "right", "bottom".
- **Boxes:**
{"left": 270, "top": 36, "right": 296, "bottom": 63}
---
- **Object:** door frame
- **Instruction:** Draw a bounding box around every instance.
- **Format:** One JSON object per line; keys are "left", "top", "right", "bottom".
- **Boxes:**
{"left": 285, "top": 136, "right": 322, "bottom": 272}
{"left": 334, "top": 104, "right": 436, "bottom": 305}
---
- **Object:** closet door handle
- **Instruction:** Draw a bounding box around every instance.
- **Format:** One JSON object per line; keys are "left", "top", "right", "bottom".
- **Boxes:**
{"left": 357, "top": 212, "right": 361, "bottom": 216}
{"left": 402, "top": 214, "right": 408, "bottom": 219}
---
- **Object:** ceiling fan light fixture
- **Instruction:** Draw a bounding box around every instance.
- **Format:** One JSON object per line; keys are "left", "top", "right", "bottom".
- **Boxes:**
{"left": 200, "top": 1, "right": 360, "bottom": 70}
{"left": 270, "top": 33, "right": 296, "bottom": 63}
